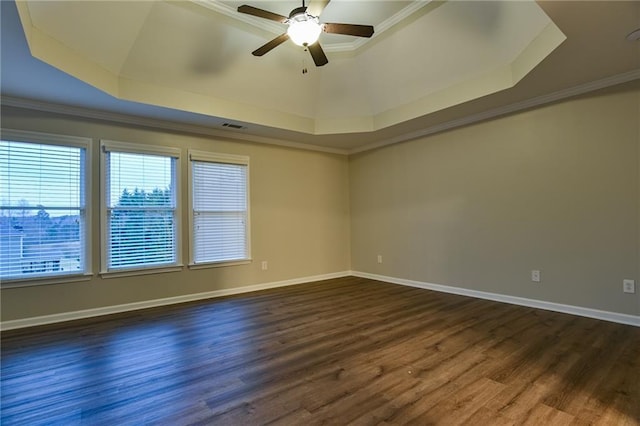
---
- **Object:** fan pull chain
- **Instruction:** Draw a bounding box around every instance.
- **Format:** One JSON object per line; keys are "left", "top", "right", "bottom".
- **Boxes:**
{"left": 302, "top": 50, "right": 309, "bottom": 74}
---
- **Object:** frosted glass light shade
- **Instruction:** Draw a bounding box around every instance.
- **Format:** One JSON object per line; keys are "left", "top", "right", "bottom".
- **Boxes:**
{"left": 287, "top": 18, "right": 322, "bottom": 46}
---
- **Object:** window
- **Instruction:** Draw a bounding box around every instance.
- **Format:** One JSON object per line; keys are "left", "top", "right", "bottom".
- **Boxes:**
{"left": 101, "top": 140, "right": 181, "bottom": 274}
{"left": 189, "top": 151, "right": 250, "bottom": 266}
{"left": 0, "top": 130, "right": 90, "bottom": 282}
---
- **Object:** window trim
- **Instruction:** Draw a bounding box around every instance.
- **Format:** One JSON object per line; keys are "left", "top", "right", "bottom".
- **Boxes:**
{"left": 0, "top": 128, "right": 92, "bottom": 286}
{"left": 188, "top": 149, "right": 251, "bottom": 268}
{"left": 100, "top": 139, "right": 182, "bottom": 276}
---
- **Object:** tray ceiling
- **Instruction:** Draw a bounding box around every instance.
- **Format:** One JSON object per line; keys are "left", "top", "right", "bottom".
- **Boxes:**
{"left": 2, "top": 1, "right": 639, "bottom": 153}
{"left": 13, "top": 0, "right": 563, "bottom": 135}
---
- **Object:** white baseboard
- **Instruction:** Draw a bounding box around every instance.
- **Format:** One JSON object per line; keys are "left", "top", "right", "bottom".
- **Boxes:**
{"left": 351, "top": 271, "right": 640, "bottom": 327}
{"left": 4, "top": 270, "right": 638, "bottom": 331}
{"left": 0, "top": 271, "right": 351, "bottom": 331}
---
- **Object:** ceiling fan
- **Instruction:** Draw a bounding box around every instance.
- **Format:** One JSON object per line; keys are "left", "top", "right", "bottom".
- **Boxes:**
{"left": 237, "top": 0, "right": 374, "bottom": 67}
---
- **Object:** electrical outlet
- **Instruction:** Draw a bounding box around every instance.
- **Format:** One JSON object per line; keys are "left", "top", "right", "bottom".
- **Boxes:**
{"left": 377, "top": 255, "right": 383, "bottom": 264}
{"left": 261, "top": 261, "right": 268, "bottom": 271}
{"left": 623, "top": 279, "right": 635, "bottom": 294}
{"left": 531, "top": 270, "right": 541, "bottom": 283}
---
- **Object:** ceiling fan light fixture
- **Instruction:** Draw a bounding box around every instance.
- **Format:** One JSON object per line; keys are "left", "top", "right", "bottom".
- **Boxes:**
{"left": 238, "top": 1, "right": 374, "bottom": 66}
{"left": 287, "top": 14, "right": 322, "bottom": 46}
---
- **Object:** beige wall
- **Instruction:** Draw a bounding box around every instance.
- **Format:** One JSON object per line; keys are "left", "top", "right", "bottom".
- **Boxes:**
{"left": 2, "top": 81, "right": 639, "bottom": 323}
{"left": 0, "top": 107, "right": 351, "bottom": 321}
{"left": 350, "top": 82, "right": 640, "bottom": 316}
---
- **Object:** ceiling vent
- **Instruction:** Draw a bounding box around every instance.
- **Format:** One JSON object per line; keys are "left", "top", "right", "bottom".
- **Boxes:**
{"left": 222, "top": 122, "right": 246, "bottom": 130}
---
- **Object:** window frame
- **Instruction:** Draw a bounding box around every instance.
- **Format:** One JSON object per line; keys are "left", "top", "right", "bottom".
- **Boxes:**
{"left": 188, "top": 150, "right": 251, "bottom": 269}
{"left": 100, "top": 139, "right": 182, "bottom": 277}
{"left": 0, "top": 128, "right": 92, "bottom": 287}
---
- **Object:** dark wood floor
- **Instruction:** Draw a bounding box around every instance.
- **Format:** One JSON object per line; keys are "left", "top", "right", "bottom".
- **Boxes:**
{"left": 2, "top": 277, "right": 639, "bottom": 425}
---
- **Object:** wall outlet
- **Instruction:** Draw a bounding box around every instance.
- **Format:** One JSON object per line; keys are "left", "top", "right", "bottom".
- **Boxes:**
{"left": 623, "top": 279, "right": 635, "bottom": 294}
{"left": 531, "top": 270, "right": 541, "bottom": 283}
{"left": 261, "top": 261, "right": 268, "bottom": 271}
{"left": 377, "top": 255, "right": 383, "bottom": 264}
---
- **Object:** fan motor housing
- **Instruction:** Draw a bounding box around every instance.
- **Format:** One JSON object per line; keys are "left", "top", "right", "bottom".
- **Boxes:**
{"left": 289, "top": 6, "right": 309, "bottom": 19}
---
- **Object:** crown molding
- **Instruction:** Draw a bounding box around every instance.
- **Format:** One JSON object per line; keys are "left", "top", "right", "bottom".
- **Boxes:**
{"left": 350, "top": 69, "right": 640, "bottom": 154}
{"left": 192, "top": 0, "right": 434, "bottom": 54}
{"left": 0, "top": 96, "right": 349, "bottom": 156}
{"left": 325, "top": 0, "right": 435, "bottom": 53}
{"left": 2, "top": 69, "right": 638, "bottom": 157}
{"left": 192, "top": 0, "right": 284, "bottom": 34}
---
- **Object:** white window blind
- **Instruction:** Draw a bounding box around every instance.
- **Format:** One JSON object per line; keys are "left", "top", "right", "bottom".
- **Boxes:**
{"left": 102, "top": 142, "right": 180, "bottom": 271}
{"left": 0, "top": 135, "right": 88, "bottom": 281}
{"left": 190, "top": 151, "right": 249, "bottom": 265}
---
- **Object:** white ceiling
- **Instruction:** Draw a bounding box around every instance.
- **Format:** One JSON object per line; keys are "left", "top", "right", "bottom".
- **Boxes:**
{"left": 1, "top": 1, "right": 639, "bottom": 154}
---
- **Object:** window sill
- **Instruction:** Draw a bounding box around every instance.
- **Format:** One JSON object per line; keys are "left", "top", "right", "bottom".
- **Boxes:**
{"left": 100, "top": 264, "right": 184, "bottom": 279}
{"left": 188, "top": 259, "right": 251, "bottom": 270}
{"left": 1, "top": 273, "right": 93, "bottom": 289}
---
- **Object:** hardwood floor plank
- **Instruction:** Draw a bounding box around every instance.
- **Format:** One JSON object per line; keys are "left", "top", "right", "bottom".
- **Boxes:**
{"left": 407, "top": 377, "right": 506, "bottom": 425}
{"left": 2, "top": 277, "right": 638, "bottom": 425}
{"left": 521, "top": 403, "right": 575, "bottom": 425}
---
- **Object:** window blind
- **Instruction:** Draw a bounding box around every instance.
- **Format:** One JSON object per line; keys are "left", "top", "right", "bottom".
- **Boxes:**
{"left": 0, "top": 139, "right": 86, "bottom": 280}
{"left": 191, "top": 156, "right": 249, "bottom": 264}
{"left": 105, "top": 149, "right": 178, "bottom": 270}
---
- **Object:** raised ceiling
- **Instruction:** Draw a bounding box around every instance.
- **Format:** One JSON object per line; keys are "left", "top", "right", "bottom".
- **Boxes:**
{"left": 2, "top": 1, "right": 639, "bottom": 153}
{"left": 12, "top": 1, "right": 563, "bottom": 132}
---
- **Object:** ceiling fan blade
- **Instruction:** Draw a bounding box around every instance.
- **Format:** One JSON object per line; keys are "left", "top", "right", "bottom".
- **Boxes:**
{"left": 237, "top": 5, "right": 288, "bottom": 23}
{"left": 306, "top": 0, "right": 330, "bottom": 17}
{"left": 308, "top": 42, "right": 328, "bottom": 67}
{"left": 252, "top": 33, "right": 289, "bottom": 56}
{"left": 323, "top": 23, "right": 374, "bottom": 38}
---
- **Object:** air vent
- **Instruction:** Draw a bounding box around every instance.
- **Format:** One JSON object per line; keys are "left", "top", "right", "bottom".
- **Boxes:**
{"left": 222, "top": 122, "right": 246, "bottom": 130}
